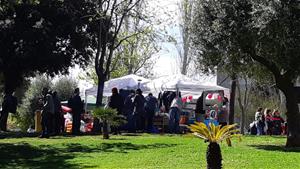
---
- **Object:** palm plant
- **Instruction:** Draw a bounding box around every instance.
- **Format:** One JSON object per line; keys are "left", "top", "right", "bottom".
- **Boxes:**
{"left": 189, "top": 122, "right": 241, "bottom": 169}
{"left": 93, "top": 107, "right": 126, "bottom": 139}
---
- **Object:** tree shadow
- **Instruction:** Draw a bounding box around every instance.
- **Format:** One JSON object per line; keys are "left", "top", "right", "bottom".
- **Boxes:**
{"left": 63, "top": 142, "right": 177, "bottom": 154}
{"left": 249, "top": 144, "right": 300, "bottom": 152}
{"left": 0, "top": 141, "right": 177, "bottom": 168}
{"left": 0, "top": 132, "right": 39, "bottom": 139}
{"left": 0, "top": 143, "right": 86, "bottom": 169}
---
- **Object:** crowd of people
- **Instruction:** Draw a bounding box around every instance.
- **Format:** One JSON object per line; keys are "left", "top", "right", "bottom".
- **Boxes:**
{"left": 39, "top": 87, "right": 84, "bottom": 138}
{"left": 1, "top": 86, "right": 288, "bottom": 137}
{"left": 250, "top": 107, "right": 286, "bottom": 135}
{"left": 107, "top": 88, "right": 159, "bottom": 134}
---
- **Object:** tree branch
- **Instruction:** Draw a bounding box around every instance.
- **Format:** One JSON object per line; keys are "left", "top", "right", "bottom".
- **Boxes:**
{"left": 113, "top": 30, "right": 145, "bottom": 50}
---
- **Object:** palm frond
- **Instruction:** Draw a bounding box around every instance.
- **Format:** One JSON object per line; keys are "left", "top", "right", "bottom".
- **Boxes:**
{"left": 188, "top": 122, "right": 241, "bottom": 146}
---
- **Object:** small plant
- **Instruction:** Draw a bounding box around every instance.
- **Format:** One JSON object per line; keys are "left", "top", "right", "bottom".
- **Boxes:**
{"left": 92, "top": 107, "right": 126, "bottom": 139}
{"left": 188, "top": 122, "right": 241, "bottom": 169}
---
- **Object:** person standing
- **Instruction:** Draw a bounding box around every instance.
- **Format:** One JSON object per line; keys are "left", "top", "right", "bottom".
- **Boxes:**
{"left": 68, "top": 88, "right": 83, "bottom": 135}
{"left": 255, "top": 107, "right": 265, "bottom": 135}
{"left": 168, "top": 93, "right": 183, "bottom": 134}
{"left": 0, "top": 91, "right": 17, "bottom": 131}
{"left": 217, "top": 97, "right": 229, "bottom": 127}
{"left": 108, "top": 87, "right": 124, "bottom": 134}
{"left": 133, "top": 89, "right": 146, "bottom": 132}
{"left": 123, "top": 90, "right": 135, "bottom": 132}
{"left": 144, "top": 93, "right": 158, "bottom": 132}
{"left": 264, "top": 108, "right": 273, "bottom": 135}
{"left": 52, "top": 91, "right": 62, "bottom": 135}
{"left": 40, "top": 88, "right": 54, "bottom": 138}
{"left": 195, "top": 93, "right": 205, "bottom": 122}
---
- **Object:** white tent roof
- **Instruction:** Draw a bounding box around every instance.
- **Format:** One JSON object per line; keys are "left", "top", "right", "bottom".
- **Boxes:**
{"left": 85, "top": 74, "right": 150, "bottom": 97}
{"left": 85, "top": 73, "right": 230, "bottom": 101}
{"left": 146, "top": 74, "right": 230, "bottom": 99}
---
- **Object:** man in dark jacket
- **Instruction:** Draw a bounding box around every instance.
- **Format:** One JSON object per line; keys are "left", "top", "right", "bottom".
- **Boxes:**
{"left": 108, "top": 88, "right": 124, "bottom": 115}
{"left": 133, "top": 89, "right": 146, "bottom": 132}
{"left": 108, "top": 87, "right": 124, "bottom": 134}
{"left": 52, "top": 91, "right": 62, "bottom": 135}
{"left": 68, "top": 88, "right": 83, "bottom": 135}
{"left": 144, "top": 93, "right": 158, "bottom": 132}
{"left": 0, "top": 91, "right": 17, "bottom": 131}
{"left": 123, "top": 90, "right": 135, "bottom": 132}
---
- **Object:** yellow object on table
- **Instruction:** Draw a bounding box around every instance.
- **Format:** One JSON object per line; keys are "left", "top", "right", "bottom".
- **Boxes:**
{"left": 35, "top": 110, "right": 42, "bottom": 132}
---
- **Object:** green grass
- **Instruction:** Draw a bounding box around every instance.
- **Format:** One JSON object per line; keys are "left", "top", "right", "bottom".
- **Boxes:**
{"left": 0, "top": 134, "right": 299, "bottom": 169}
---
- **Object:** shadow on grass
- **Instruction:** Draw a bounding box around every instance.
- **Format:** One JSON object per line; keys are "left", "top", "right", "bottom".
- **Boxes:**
{"left": 249, "top": 144, "right": 300, "bottom": 152}
{"left": 0, "top": 143, "right": 88, "bottom": 169}
{"left": 0, "top": 141, "right": 177, "bottom": 168}
{"left": 0, "top": 132, "right": 39, "bottom": 139}
{"left": 64, "top": 142, "right": 177, "bottom": 153}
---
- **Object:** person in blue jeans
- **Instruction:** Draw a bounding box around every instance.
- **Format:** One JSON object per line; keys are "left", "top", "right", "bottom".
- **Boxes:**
{"left": 168, "top": 95, "right": 183, "bottom": 134}
{"left": 255, "top": 107, "right": 265, "bottom": 135}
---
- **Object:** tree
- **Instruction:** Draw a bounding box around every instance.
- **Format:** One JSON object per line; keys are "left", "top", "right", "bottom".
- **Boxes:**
{"left": 191, "top": 0, "right": 253, "bottom": 125}
{"left": 0, "top": 0, "right": 92, "bottom": 95}
{"left": 176, "top": 0, "right": 194, "bottom": 75}
{"left": 82, "top": 0, "right": 142, "bottom": 106}
{"left": 191, "top": 0, "right": 300, "bottom": 147}
{"left": 236, "top": 75, "right": 253, "bottom": 134}
{"left": 53, "top": 76, "right": 78, "bottom": 101}
{"left": 80, "top": 1, "right": 159, "bottom": 84}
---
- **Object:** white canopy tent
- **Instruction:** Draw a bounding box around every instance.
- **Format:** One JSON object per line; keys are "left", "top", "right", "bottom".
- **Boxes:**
{"left": 84, "top": 73, "right": 230, "bottom": 106}
{"left": 146, "top": 74, "right": 230, "bottom": 99}
{"left": 85, "top": 74, "right": 151, "bottom": 99}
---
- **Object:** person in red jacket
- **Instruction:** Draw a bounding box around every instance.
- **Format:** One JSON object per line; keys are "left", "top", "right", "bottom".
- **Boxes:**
{"left": 272, "top": 109, "right": 285, "bottom": 135}
{"left": 264, "top": 108, "right": 273, "bottom": 135}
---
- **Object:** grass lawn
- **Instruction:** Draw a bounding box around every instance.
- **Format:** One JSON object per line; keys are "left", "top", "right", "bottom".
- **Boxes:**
{"left": 0, "top": 134, "right": 299, "bottom": 169}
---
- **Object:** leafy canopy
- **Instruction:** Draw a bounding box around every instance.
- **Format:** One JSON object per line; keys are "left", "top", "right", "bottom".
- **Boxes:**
{"left": 0, "top": 0, "right": 93, "bottom": 91}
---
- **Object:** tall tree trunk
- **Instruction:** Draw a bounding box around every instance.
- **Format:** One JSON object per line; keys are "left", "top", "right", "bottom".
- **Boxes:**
{"left": 96, "top": 76, "right": 105, "bottom": 107}
{"left": 229, "top": 74, "right": 237, "bottom": 124}
{"left": 241, "top": 108, "right": 246, "bottom": 135}
{"left": 282, "top": 84, "right": 300, "bottom": 147}
{"left": 206, "top": 142, "right": 222, "bottom": 169}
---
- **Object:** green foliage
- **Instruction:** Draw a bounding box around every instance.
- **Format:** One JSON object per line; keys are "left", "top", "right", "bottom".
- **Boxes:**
{"left": 92, "top": 107, "right": 126, "bottom": 127}
{"left": 17, "top": 75, "right": 52, "bottom": 131}
{"left": 191, "top": 0, "right": 253, "bottom": 76}
{"left": 0, "top": 0, "right": 93, "bottom": 93}
{"left": 191, "top": 0, "right": 300, "bottom": 81}
{"left": 53, "top": 76, "right": 78, "bottom": 101}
